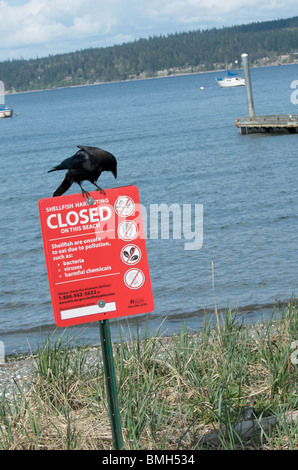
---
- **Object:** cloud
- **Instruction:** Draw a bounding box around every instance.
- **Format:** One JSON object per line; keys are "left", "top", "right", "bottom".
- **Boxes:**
{"left": 0, "top": 0, "right": 119, "bottom": 58}
{"left": 0, "top": 0, "right": 112, "bottom": 45}
{"left": 0, "top": 0, "right": 296, "bottom": 60}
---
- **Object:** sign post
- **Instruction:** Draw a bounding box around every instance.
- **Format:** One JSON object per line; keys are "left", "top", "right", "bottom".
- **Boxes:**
{"left": 39, "top": 185, "right": 154, "bottom": 450}
{"left": 99, "top": 319, "right": 123, "bottom": 450}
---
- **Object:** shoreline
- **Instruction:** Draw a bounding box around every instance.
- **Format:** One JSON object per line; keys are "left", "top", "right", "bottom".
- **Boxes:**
{"left": 3, "top": 293, "right": 296, "bottom": 364}
{"left": 1, "top": 317, "right": 278, "bottom": 362}
{"left": 0, "top": 318, "right": 280, "bottom": 400}
{"left": 0, "top": 298, "right": 293, "bottom": 360}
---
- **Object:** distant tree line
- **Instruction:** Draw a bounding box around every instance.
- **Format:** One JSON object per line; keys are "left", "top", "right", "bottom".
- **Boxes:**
{"left": 1, "top": 16, "right": 298, "bottom": 92}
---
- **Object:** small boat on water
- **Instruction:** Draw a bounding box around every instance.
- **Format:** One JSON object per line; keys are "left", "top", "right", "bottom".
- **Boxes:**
{"left": 0, "top": 105, "right": 13, "bottom": 118}
{"left": 216, "top": 70, "right": 245, "bottom": 88}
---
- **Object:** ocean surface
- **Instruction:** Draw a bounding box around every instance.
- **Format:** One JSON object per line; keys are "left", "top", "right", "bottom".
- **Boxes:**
{"left": 1, "top": 64, "right": 297, "bottom": 355}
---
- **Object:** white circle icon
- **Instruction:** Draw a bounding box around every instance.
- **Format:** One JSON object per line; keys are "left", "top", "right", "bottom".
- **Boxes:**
{"left": 120, "top": 244, "right": 141, "bottom": 265}
{"left": 117, "top": 220, "right": 138, "bottom": 241}
{"left": 114, "top": 196, "right": 135, "bottom": 217}
{"left": 124, "top": 269, "right": 145, "bottom": 289}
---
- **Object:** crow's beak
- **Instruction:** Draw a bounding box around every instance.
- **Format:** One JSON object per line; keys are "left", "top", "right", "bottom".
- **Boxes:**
{"left": 113, "top": 170, "right": 117, "bottom": 179}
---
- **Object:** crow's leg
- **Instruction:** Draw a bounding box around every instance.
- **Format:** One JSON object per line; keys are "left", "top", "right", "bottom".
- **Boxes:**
{"left": 92, "top": 182, "right": 106, "bottom": 195}
{"left": 78, "top": 183, "right": 90, "bottom": 198}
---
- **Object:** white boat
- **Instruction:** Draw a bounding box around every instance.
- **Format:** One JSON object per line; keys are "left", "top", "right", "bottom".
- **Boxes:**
{"left": 0, "top": 105, "right": 13, "bottom": 118}
{"left": 217, "top": 70, "right": 245, "bottom": 88}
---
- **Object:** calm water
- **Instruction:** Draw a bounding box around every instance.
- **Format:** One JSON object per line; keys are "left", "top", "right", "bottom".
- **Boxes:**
{"left": 1, "top": 65, "right": 297, "bottom": 355}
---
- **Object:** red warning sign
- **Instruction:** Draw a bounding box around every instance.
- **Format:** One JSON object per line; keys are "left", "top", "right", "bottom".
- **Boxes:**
{"left": 38, "top": 185, "right": 154, "bottom": 327}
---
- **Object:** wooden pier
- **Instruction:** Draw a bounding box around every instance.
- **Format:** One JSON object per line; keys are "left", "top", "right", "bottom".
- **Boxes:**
{"left": 235, "top": 114, "right": 298, "bottom": 134}
{"left": 235, "top": 54, "right": 298, "bottom": 135}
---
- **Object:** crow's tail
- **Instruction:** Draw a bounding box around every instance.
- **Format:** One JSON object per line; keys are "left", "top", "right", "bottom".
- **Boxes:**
{"left": 48, "top": 165, "right": 63, "bottom": 173}
{"left": 53, "top": 176, "right": 72, "bottom": 197}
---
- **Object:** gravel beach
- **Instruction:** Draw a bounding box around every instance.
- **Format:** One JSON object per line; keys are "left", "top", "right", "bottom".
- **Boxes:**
{"left": 0, "top": 355, "right": 36, "bottom": 400}
{"left": 0, "top": 347, "right": 101, "bottom": 400}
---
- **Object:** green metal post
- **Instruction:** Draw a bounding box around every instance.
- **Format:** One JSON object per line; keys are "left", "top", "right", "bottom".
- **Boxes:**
{"left": 99, "top": 319, "right": 123, "bottom": 450}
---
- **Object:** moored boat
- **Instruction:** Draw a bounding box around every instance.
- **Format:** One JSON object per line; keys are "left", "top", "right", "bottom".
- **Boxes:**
{"left": 217, "top": 70, "right": 245, "bottom": 88}
{"left": 0, "top": 105, "right": 13, "bottom": 118}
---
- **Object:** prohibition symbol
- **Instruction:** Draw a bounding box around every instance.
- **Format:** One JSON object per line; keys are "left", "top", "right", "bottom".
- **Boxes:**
{"left": 114, "top": 196, "right": 135, "bottom": 217}
{"left": 117, "top": 220, "right": 138, "bottom": 241}
{"left": 120, "top": 244, "right": 142, "bottom": 265}
{"left": 124, "top": 268, "right": 145, "bottom": 289}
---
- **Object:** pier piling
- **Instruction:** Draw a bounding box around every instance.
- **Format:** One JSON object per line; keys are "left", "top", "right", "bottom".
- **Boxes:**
{"left": 241, "top": 53, "right": 255, "bottom": 118}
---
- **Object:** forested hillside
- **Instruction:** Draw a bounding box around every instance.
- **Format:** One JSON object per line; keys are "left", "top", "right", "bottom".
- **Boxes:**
{"left": 1, "top": 16, "right": 298, "bottom": 93}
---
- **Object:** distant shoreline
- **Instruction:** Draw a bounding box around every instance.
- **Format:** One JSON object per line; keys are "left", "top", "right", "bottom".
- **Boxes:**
{"left": 5, "top": 58, "right": 298, "bottom": 97}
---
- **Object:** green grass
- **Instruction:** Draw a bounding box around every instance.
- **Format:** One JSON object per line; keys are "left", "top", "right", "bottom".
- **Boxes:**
{"left": 0, "top": 298, "right": 297, "bottom": 450}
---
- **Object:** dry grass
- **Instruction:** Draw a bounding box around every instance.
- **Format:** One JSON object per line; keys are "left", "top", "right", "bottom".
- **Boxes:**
{"left": 0, "top": 298, "right": 297, "bottom": 450}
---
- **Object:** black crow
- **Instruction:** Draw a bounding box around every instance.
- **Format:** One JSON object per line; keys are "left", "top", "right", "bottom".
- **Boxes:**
{"left": 48, "top": 145, "right": 117, "bottom": 197}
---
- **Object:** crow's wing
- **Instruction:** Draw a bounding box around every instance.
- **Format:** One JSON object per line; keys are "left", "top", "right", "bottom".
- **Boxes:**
{"left": 77, "top": 146, "right": 117, "bottom": 173}
{"left": 48, "top": 146, "right": 116, "bottom": 174}
{"left": 48, "top": 150, "right": 90, "bottom": 172}
{"left": 77, "top": 145, "right": 107, "bottom": 157}
{"left": 77, "top": 145, "right": 115, "bottom": 161}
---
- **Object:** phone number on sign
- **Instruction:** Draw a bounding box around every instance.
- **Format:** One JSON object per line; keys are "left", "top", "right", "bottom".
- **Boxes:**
{"left": 58, "top": 290, "right": 97, "bottom": 300}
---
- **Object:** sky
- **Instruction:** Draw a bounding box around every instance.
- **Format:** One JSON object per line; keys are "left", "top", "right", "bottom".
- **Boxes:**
{"left": 0, "top": 0, "right": 297, "bottom": 62}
